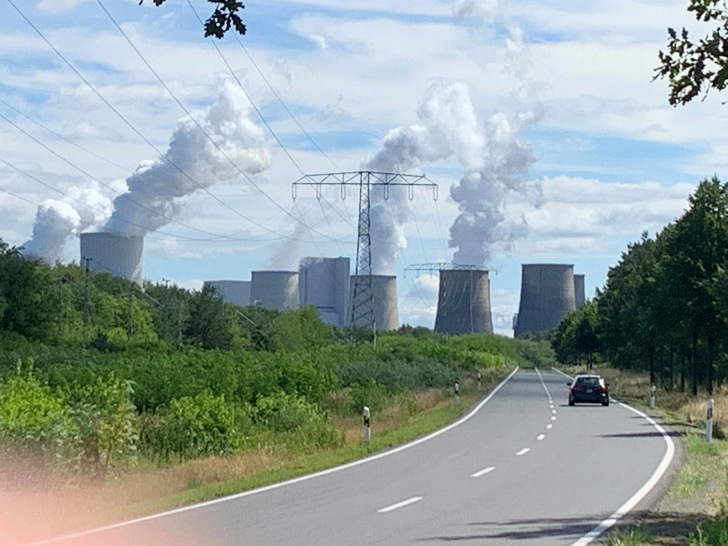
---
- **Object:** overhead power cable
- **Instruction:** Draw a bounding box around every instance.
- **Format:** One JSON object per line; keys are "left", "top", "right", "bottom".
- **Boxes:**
{"left": 0, "top": 98, "right": 131, "bottom": 174}
{"left": 0, "top": 109, "right": 260, "bottom": 243}
{"left": 6, "top": 0, "right": 332, "bottom": 245}
{"left": 95, "top": 0, "right": 347, "bottom": 246}
{"left": 184, "top": 0, "right": 357, "bottom": 240}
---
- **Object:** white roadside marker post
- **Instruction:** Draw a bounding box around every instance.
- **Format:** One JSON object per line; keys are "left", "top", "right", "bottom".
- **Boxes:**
{"left": 363, "top": 406, "right": 371, "bottom": 444}
{"left": 706, "top": 399, "right": 714, "bottom": 443}
{"left": 454, "top": 382, "right": 460, "bottom": 403}
{"left": 649, "top": 385, "right": 656, "bottom": 408}
{"left": 477, "top": 372, "right": 482, "bottom": 391}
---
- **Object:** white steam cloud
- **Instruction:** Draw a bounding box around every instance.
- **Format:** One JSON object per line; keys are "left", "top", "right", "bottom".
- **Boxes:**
{"left": 21, "top": 77, "right": 271, "bottom": 263}
{"left": 364, "top": 77, "right": 539, "bottom": 271}
{"left": 105, "top": 77, "right": 270, "bottom": 236}
{"left": 21, "top": 182, "right": 112, "bottom": 263}
{"left": 363, "top": 22, "right": 542, "bottom": 272}
{"left": 363, "top": 80, "right": 481, "bottom": 274}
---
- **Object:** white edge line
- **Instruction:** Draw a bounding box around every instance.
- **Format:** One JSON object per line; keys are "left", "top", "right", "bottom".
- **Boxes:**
{"left": 377, "top": 496, "right": 423, "bottom": 513}
{"left": 31, "top": 367, "right": 522, "bottom": 545}
{"left": 471, "top": 466, "right": 495, "bottom": 478}
{"left": 570, "top": 402, "right": 676, "bottom": 545}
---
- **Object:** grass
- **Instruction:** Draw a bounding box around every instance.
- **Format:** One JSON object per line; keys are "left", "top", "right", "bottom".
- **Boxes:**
{"left": 1, "top": 371, "right": 510, "bottom": 544}
{"left": 606, "top": 525, "right": 651, "bottom": 546}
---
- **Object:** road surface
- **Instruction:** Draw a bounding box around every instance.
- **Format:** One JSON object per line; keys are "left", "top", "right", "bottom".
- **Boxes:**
{"left": 36, "top": 368, "right": 675, "bottom": 546}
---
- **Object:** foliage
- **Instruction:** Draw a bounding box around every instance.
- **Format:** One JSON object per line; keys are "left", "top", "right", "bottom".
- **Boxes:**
{"left": 141, "top": 0, "right": 246, "bottom": 39}
{"left": 66, "top": 374, "right": 138, "bottom": 477}
{"left": 0, "top": 361, "right": 76, "bottom": 456}
{"left": 689, "top": 517, "right": 728, "bottom": 545}
{"left": 253, "top": 391, "right": 340, "bottom": 451}
{"left": 0, "top": 243, "right": 60, "bottom": 340}
{"left": 140, "top": 390, "right": 240, "bottom": 461}
{"left": 552, "top": 301, "right": 601, "bottom": 366}
{"left": 555, "top": 177, "right": 728, "bottom": 393}
{"left": 655, "top": 0, "right": 728, "bottom": 105}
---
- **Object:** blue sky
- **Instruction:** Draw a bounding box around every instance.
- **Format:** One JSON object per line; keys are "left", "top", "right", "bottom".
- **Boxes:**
{"left": 1, "top": 0, "right": 726, "bottom": 335}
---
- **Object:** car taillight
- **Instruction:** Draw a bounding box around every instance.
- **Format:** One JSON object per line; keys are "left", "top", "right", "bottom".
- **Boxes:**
{"left": 571, "top": 385, "right": 579, "bottom": 391}
{"left": 599, "top": 386, "right": 607, "bottom": 393}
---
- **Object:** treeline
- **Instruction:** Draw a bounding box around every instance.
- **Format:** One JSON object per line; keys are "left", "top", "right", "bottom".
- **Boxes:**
{"left": 0, "top": 242, "right": 553, "bottom": 476}
{"left": 553, "top": 176, "right": 728, "bottom": 394}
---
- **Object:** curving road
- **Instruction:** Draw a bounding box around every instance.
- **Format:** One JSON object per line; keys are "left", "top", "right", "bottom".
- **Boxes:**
{"left": 36, "top": 369, "right": 676, "bottom": 546}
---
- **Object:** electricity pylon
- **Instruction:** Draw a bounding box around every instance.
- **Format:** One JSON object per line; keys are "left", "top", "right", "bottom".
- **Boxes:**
{"left": 293, "top": 171, "right": 437, "bottom": 331}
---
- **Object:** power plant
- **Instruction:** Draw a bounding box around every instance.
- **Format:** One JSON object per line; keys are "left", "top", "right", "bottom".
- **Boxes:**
{"left": 514, "top": 263, "right": 576, "bottom": 338}
{"left": 79, "top": 232, "right": 144, "bottom": 284}
{"left": 204, "top": 280, "right": 251, "bottom": 308}
{"left": 250, "top": 271, "right": 299, "bottom": 312}
{"left": 574, "top": 273, "right": 586, "bottom": 308}
{"left": 434, "top": 269, "right": 493, "bottom": 335}
{"left": 349, "top": 275, "right": 399, "bottom": 331}
{"left": 299, "top": 257, "right": 350, "bottom": 328}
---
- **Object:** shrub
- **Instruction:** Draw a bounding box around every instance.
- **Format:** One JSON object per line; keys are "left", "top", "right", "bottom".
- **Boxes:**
{"left": 140, "top": 391, "right": 241, "bottom": 461}
{"left": 0, "top": 369, "right": 76, "bottom": 457}
{"left": 253, "top": 391, "right": 340, "bottom": 451}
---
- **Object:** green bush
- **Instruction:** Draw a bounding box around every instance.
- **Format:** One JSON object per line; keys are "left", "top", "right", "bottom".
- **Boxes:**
{"left": 253, "top": 391, "right": 340, "bottom": 451}
{"left": 690, "top": 517, "right": 728, "bottom": 545}
{"left": 140, "top": 391, "right": 241, "bottom": 461}
{"left": 67, "top": 374, "right": 138, "bottom": 476}
{"left": 348, "top": 379, "right": 388, "bottom": 415}
{"left": 0, "top": 369, "right": 76, "bottom": 456}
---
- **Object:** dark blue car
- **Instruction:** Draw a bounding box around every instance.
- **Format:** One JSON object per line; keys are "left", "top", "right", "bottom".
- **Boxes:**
{"left": 568, "top": 374, "right": 609, "bottom": 406}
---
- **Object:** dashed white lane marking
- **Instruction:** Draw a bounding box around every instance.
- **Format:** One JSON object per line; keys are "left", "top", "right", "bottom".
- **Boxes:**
{"left": 516, "top": 448, "right": 530, "bottom": 456}
{"left": 471, "top": 466, "right": 496, "bottom": 478}
{"left": 551, "top": 409, "right": 557, "bottom": 414}
{"left": 551, "top": 416, "right": 557, "bottom": 421}
{"left": 378, "top": 497, "right": 423, "bottom": 513}
{"left": 547, "top": 424, "right": 553, "bottom": 429}
{"left": 537, "top": 434, "right": 546, "bottom": 441}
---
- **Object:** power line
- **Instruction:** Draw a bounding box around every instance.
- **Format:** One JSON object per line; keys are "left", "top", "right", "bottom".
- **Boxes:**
{"left": 6, "top": 0, "right": 317, "bottom": 244}
{"left": 96, "top": 0, "right": 346, "bottom": 246}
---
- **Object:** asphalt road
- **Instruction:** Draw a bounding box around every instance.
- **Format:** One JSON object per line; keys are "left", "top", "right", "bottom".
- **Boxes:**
{"left": 37, "top": 368, "right": 675, "bottom": 546}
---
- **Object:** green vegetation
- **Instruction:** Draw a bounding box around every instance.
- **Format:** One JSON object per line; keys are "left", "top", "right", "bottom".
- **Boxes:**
{"left": 0, "top": 241, "right": 553, "bottom": 488}
{"left": 553, "top": 177, "right": 728, "bottom": 393}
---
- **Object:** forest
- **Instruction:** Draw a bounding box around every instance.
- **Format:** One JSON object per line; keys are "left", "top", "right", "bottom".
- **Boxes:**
{"left": 0, "top": 243, "right": 550, "bottom": 478}
{"left": 553, "top": 176, "right": 728, "bottom": 395}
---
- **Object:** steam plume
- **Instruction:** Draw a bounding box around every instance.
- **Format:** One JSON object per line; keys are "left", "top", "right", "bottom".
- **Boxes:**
{"left": 104, "top": 77, "right": 271, "bottom": 236}
{"left": 363, "top": 80, "right": 480, "bottom": 274}
{"left": 21, "top": 182, "right": 112, "bottom": 263}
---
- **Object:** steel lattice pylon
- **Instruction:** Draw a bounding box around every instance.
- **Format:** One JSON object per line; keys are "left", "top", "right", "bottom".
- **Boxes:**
{"left": 293, "top": 171, "right": 437, "bottom": 331}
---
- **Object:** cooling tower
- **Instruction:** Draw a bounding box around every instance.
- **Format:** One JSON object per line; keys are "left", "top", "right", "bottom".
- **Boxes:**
{"left": 204, "top": 280, "right": 251, "bottom": 308}
{"left": 79, "top": 232, "right": 143, "bottom": 284}
{"left": 349, "top": 275, "right": 399, "bottom": 331}
{"left": 434, "top": 269, "right": 493, "bottom": 335}
{"left": 514, "top": 264, "right": 576, "bottom": 338}
{"left": 250, "top": 271, "right": 299, "bottom": 311}
{"left": 574, "top": 274, "right": 586, "bottom": 308}
{"left": 299, "top": 257, "right": 350, "bottom": 328}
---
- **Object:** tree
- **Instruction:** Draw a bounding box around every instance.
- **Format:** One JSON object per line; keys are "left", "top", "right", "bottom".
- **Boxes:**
{"left": 184, "top": 284, "right": 236, "bottom": 350}
{"left": 655, "top": 0, "right": 728, "bottom": 105}
{"left": 0, "top": 241, "right": 60, "bottom": 340}
{"left": 141, "top": 0, "right": 246, "bottom": 39}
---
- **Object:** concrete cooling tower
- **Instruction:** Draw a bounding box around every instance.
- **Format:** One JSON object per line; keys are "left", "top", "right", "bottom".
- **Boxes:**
{"left": 514, "top": 264, "right": 576, "bottom": 338}
{"left": 250, "top": 271, "right": 299, "bottom": 311}
{"left": 574, "top": 274, "right": 586, "bottom": 308}
{"left": 434, "top": 269, "right": 493, "bottom": 335}
{"left": 80, "top": 232, "right": 143, "bottom": 284}
{"left": 349, "top": 275, "right": 399, "bottom": 331}
{"left": 299, "top": 257, "right": 350, "bottom": 328}
{"left": 204, "top": 280, "right": 251, "bottom": 308}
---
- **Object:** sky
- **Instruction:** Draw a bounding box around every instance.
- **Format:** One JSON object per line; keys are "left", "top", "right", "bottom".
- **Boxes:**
{"left": 0, "top": 0, "right": 726, "bottom": 336}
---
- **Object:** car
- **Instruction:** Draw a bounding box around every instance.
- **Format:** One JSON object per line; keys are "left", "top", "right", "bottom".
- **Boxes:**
{"left": 567, "top": 374, "right": 609, "bottom": 406}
